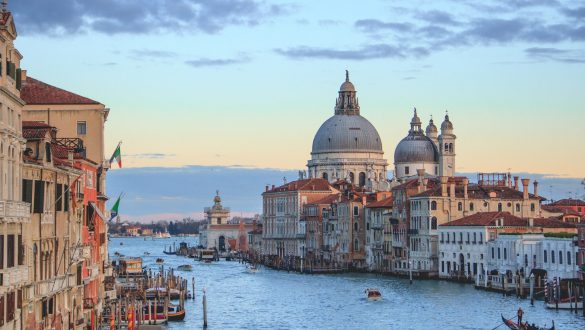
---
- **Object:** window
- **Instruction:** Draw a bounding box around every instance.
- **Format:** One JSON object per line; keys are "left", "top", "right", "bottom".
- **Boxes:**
{"left": 446, "top": 232, "right": 450, "bottom": 243}
{"left": 431, "top": 217, "right": 437, "bottom": 230}
{"left": 470, "top": 203, "right": 474, "bottom": 211}
{"left": 33, "top": 180, "right": 45, "bottom": 214}
{"left": 22, "top": 179, "right": 33, "bottom": 204}
{"left": 77, "top": 121, "right": 87, "bottom": 135}
{"left": 544, "top": 250, "right": 547, "bottom": 263}
{"left": 498, "top": 248, "right": 501, "bottom": 259}
{"left": 353, "top": 222, "right": 358, "bottom": 232}
{"left": 498, "top": 203, "right": 502, "bottom": 212}
{"left": 0, "top": 235, "right": 3, "bottom": 269}
{"left": 405, "top": 166, "right": 410, "bottom": 175}
{"left": 567, "top": 251, "right": 571, "bottom": 265}
{"left": 516, "top": 204, "right": 520, "bottom": 212}
{"left": 322, "top": 172, "right": 328, "bottom": 180}
{"left": 217, "top": 218, "right": 222, "bottom": 224}
{"left": 7, "top": 235, "right": 14, "bottom": 268}
{"left": 6, "top": 291, "right": 14, "bottom": 322}
{"left": 440, "top": 232, "right": 444, "bottom": 243}
{"left": 431, "top": 201, "right": 437, "bottom": 210}
{"left": 64, "top": 185, "right": 70, "bottom": 212}
{"left": 0, "top": 295, "right": 4, "bottom": 326}
{"left": 503, "top": 247, "right": 507, "bottom": 260}
{"left": 479, "top": 233, "right": 483, "bottom": 244}
{"left": 348, "top": 172, "right": 355, "bottom": 183}
{"left": 45, "top": 142, "right": 51, "bottom": 162}
{"left": 531, "top": 203, "right": 535, "bottom": 212}
{"left": 17, "top": 235, "right": 23, "bottom": 266}
{"left": 55, "top": 184, "right": 63, "bottom": 211}
{"left": 359, "top": 172, "right": 366, "bottom": 187}
{"left": 473, "top": 232, "right": 477, "bottom": 244}
{"left": 559, "top": 251, "right": 563, "bottom": 264}
{"left": 458, "top": 202, "right": 462, "bottom": 211}
{"left": 551, "top": 250, "right": 555, "bottom": 264}
{"left": 354, "top": 239, "right": 359, "bottom": 251}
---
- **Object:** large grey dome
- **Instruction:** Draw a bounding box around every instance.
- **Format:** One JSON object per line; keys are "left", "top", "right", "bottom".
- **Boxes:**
{"left": 394, "top": 134, "right": 439, "bottom": 163}
{"left": 311, "top": 115, "right": 383, "bottom": 154}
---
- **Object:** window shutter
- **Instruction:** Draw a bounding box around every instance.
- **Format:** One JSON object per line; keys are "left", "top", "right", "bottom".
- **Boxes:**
{"left": 33, "top": 180, "right": 45, "bottom": 214}
{"left": 15, "top": 68, "right": 21, "bottom": 90}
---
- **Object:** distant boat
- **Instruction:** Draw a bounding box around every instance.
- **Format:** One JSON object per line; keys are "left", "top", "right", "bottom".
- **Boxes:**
{"left": 247, "top": 264, "right": 259, "bottom": 273}
{"left": 156, "top": 258, "right": 164, "bottom": 265}
{"left": 365, "top": 288, "right": 382, "bottom": 301}
{"left": 144, "top": 252, "right": 151, "bottom": 256}
{"left": 177, "top": 264, "right": 193, "bottom": 271}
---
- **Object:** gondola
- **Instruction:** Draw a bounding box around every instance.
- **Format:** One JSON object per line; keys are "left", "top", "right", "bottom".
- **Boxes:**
{"left": 501, "top": 315, "right": 555, "bottom": 330}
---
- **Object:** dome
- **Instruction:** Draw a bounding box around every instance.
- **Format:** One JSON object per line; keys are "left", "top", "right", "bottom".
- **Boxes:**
{"left": 394, "top": 134, "right": 439, "bottom": 163}
{"left": 441, "top": 114, "right": 453, "bottom": 131}
{"left": 311, "top": 115, "right": 383, "bottom": 154}
{"left": 339, "top": 69, "right": 355, "bottom": 92}
{"left": 426, "top": 118, "right": 437, "bottom": 134}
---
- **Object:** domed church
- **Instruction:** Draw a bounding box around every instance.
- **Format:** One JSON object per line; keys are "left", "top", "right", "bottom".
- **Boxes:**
{"left": 307, "top": 71, "right": 389, "bottom": 188}
{"left": 394, "top": 109, "right": 456, "bottom": 180}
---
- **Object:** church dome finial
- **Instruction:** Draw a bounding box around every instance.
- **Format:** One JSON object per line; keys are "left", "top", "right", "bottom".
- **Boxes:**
{"left": 335, "top": 70, "right": 359, "bottom": 115}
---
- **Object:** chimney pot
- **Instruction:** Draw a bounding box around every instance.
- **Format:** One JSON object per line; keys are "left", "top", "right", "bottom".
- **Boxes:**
{"left": 533, "top": 180, "right": 539, "bottom": 198}
{"left": 440, "top": 176, "right": 448, "bottom": 197}
{"left": 521, "top": 178, "right": 530, "bottom": 200}
{"left": 463, "top": 178, "right": 469, "bottom": 199}
{"left": 513, "top": 176, "right": 519, "bottom": 190}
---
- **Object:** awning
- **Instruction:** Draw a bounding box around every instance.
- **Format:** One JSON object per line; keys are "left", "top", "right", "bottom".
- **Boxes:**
{"left": 90, "top": 202, "right": 107, "bottom": 221}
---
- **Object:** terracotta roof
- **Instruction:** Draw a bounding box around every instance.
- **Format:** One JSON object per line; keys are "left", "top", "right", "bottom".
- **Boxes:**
{"left": 266, "top": 178, "right": 334, "bottom": 193}
{"left": 366, "top": 196, "right": 393, "bottom": 208}
{"left": 20, "top": 77, "right": 100, "bottom": 105}
{"left": 441, "top": 211, "right": 576, "bottom": 228}
{"left": 22, "top": 121, "right": 54, "bottom": 139}
{"left": 310, "top": 194, "right": 341, "bottom": 205}
{"left": 550, "top": 198, "right": 585, "bottom": 206}
{"left": 412, "top": 183, "right": 543, "bottom": 200}
{"left": 542, "top": 205, "right": 580, "bottom": 216}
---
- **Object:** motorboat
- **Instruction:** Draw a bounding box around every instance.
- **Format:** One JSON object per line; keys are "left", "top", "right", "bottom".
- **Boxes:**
{"left": 365, "top": 288, "right": 382, "bottom": 301}
{"left": 156, "top": 258, "right": 164, "bottom": 265}
{"left": 177, "top": 264, "right": 193, "bottom": 271}
{"left": 145, "top": 303, "right": 186, "bottom": 321}
{"left": 145, "top": 287, "right": 183, "bottom": 300}
{"left": 247, "top": 264, "right": 259, "bottom": 273}
{"left": 144, "top": 251, "right": 151, "bottom": 256}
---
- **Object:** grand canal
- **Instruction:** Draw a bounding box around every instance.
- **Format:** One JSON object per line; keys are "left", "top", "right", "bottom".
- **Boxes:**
{"left": 110, "top": 237, "right": 585, "bottom": 329}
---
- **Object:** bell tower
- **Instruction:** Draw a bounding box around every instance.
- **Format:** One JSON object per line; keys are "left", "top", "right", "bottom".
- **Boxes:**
{"left": 438, "top": 112, "right": 456, "bottom": 177}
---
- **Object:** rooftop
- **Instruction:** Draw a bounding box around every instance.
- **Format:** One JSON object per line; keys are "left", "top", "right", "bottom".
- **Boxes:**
{"left": 440, "top": 211, "right": 576, "bottom": 228}
{"left": 20, "top": 76, "right": 101, "bottom": 105}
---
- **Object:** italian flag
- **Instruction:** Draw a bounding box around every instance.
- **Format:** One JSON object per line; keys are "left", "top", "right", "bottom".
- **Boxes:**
{"left": 109, "top": 194, "right": 121, "bottom": 222}
{"left": 109, "top": 144, "right": 122, "bottom": 168}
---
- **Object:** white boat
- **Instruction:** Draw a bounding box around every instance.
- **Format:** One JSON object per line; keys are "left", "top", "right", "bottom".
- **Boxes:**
{"left": 546, "top": 300, "right": 583, "bottom": 309}
{"left": 365, "top": 288, "right": 382, "bottom": 301}
{"left": 247, "top": 265, "right": 259, "bottom": 273}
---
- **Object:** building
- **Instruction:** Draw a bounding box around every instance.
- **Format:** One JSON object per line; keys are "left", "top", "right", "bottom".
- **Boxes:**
{"left": 438, "top": 211, "right": 577, "bottom": 281}
{"left": 409, "top": 173, "right": 544, "bottom": 277}
{"left": 364, "top": 195, "right": 393, "bottom": 271}
{"left": 199, "top": 192, "right": 253, "bottom": 252}
{"left": 307, "top": 72, "right": 389, "bottom": 190}
{"left": 262, "top": 178, "right": 339, "bottom": 269}
{"left": 0, "top": 6, "right": 31, "bottom": 329}
{"left": 545, "top": 198, "right": 585, "bottom": 217}
{"left": 393, "top": 109, "right": 455, "bottom": 180}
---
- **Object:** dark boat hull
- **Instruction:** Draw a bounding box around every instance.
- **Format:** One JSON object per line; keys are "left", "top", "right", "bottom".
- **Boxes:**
{"left": 501, "top": 315, "right": 555, "bottom": 330}
{"left": 168, "top": 309, "right": 186, "bottom": 321}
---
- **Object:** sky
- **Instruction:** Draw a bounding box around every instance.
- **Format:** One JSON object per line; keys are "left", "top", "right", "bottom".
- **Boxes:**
{"left": 11, "top": 0, "right": 585, "bottom": 219}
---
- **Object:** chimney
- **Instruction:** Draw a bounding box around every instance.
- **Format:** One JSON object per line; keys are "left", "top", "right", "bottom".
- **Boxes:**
{"left": 507, "top": 173, "right": 512, "bottom": 188}
{"left": 533, "top": 180, "right": 539, "bottom": 198}
{"left": 440, "top": 176, "right": 448, "bottom": 197}
{"left": 463, "top": 178, "right": 469, "bottom": 199}
{"left": 513, "top": 176, "right": 519, "bottom": 190}
{"left": 521, "top": 178, "right": 530, "bottom": 200}
{"left": 362, "top": 195, "right": 367, "bottom": 206}
{"left": 422, "top": 178, "right": 428, "bottom": 191}
{"left": 265, "top": 185, "right": 269, "bottom": 192}
{"left": 417, "top": 169, "right": 425, "bottom": 193}
{"left": 449, "top": 181, "right": 456, "bottom": 199}
{"left": 271, "top": 184, "right": 275, "bottom": 190}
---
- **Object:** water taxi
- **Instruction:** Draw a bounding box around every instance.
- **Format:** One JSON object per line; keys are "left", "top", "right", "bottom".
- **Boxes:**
{"left": 365, "top": 288, "right": 382, "bottom": 301}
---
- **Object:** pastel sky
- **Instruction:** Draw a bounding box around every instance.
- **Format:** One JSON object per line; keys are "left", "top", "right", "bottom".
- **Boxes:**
{"left": 11, "top": 0, "right": 585, "bottom": 218}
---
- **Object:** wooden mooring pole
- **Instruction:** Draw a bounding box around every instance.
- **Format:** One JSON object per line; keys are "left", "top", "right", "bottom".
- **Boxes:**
{"left": 203, "top": 288, "right": 208, "bottom": 328}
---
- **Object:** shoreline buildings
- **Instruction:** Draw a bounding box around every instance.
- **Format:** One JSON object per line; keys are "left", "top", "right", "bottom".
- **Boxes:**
{"left": 0, "top": 4, "right": 111, "bottom": 329}
{"left": 259, "top": 72, "right": 583, "bottom": 286}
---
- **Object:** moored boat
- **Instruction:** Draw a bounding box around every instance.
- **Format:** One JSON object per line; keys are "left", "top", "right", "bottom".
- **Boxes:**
{"left": 365, "top": 288, "right": 382, "bottom": 301}
{"left": 247, "top": 264, "right": 259, "bottom": 273}
{"left": 177, "top": 264, "right": 193, "bottom": 271}
{"left": 545, "top": 300, "right": 583, "bottom": 310}
{"left": 501, "top": 314, "right": 555, "bottom": 330}
{"left": 156, "top": 258, "right": 164, "bottom": 264}
{"left": 145, "top": 287, "right": 183, "bottom": 300}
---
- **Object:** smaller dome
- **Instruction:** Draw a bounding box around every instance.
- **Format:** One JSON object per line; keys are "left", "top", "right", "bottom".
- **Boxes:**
{"left": 411, "top": 108, "right": 421, "bottom": 125}
{"left": 441, "top": 114, "right": 453, "bottom": 131}
{"left": 213, "top": 191, "right": 221, "bottom": 204}
{"left": 394, "top": 134, "right": 439, "bottom": 163}
{"left": 339, "top": 70, "right": 355, "bottom": 92}
{"left": 426, "top": 118, "right": 437, "bottom": 134}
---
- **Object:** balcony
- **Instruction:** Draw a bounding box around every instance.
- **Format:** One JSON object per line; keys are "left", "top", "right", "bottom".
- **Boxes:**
{"left": 371, "top": 223, "right": 383, "bottom": 230}
{"left": 0, "top": 201, "right": 30, "bottom": 223}
{"left": 34, "top": 275, "right": 68, "bottom": 298}
{"left": 0, "top": 265, "right": 29, "bottom": 289}
{"left": 41, "top": 211, "right": 54, "bottom": 224}
{"left": 372, "top": 243, "right": 384, "bottom": 250}
{"left": 408, "top": 229, "right": 419, "bottom": 235}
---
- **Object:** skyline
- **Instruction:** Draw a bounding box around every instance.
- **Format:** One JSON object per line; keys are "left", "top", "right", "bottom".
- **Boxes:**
{"left": 13, "top": 0, "right": 585, "bottom": 178}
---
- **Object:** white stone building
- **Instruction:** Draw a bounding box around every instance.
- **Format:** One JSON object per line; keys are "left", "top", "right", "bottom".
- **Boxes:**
{"left": 200, "top": 192, "right": 253, "bottom": 251}
{"left": 365, "top": 196, "right": 393, "bottom": 271}
{"left": 307, "top": 71, "right": 389, "bottom": 190}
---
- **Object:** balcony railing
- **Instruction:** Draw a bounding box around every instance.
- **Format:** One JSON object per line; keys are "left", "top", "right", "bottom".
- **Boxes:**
{"left": 0, "top": 201, "right": 31, "bottom": 222}
{"left": 34, "top": 275, "right": 68, "bottom": 298}
{"left": 408, "top": 229, "right": 419, "bottom": 235}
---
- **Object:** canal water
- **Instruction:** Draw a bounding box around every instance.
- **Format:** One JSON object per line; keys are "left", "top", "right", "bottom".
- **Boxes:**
{"left": 109, "top": 237, "right": 585, "bottom": 329}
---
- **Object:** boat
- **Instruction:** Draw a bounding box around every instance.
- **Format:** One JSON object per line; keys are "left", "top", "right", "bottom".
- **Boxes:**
{"left": 145, "top": 287, "right": 183, "bottom": 300}
{"left": 247, "top": 264, "right": 259, "bottom": 273}
{"left": 144, "top": 251, "right": 151, "bottom": 256}
{"left": 177, "top": 264, "right": 193, "bottom": 271}
{"left": 156, "top": 258, "right": 164, "bottom": 265}
{"left": 149, "top": 303, "right": 185, "bottom": 321}
{"left": 545, "top": 299, "right": 583, "bottom": 310}
{"left": 365, "top": 288, "right": 382, "bottom": 301}
{"left": 199, "top": 249, "right": 216, "bottom": 262}
{"left": 501, "top": 315, "right": 555, "bottom": 330}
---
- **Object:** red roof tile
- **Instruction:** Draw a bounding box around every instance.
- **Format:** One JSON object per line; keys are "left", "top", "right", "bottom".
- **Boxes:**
{"left": 366, "top": 196, "right": 393, "bottom": 208}
{"left": 550, "top": 198, "right": 585, "bottom": 206}
{"left": 20, "top": 77, "right": 100, "bottom": 105}
{"left": 441, "top": 211, "right": 576, "bottom": 228}
{"left": 265, "top": 178, "right": 334, "bottom": 193}
{"left": 22, "top": 121, "right": 54, "bottom": 139}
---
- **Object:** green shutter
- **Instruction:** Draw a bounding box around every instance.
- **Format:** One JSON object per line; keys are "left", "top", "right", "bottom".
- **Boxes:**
{"left": 16, "top": 68, "right": 21, "bottom": 90}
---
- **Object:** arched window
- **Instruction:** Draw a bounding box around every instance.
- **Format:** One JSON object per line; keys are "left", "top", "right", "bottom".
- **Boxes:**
{"left": 431, "top": 201, "right": 437, "bottom": 210}
{"left": 431, "top": 217, "right": 437, "bottom": 230}
{"left": 353, "top": 222, "right": 358, "bottom": 232}
{"left": 348, "top": 172, "right": 354, "bottom": 183}
{"left": 567, "top": 251, "right": 571, "bottom": 265}
{"left": 531, "top": 203, "right": 535, "bottom": 212}
{"left": 551, "top": 250, "right": 555, "bottom": 263}
{"left": 516, "top": 203, "right": 520, "bottom": 212}
{"left": 354, "top": 238, "right": 359, "bottom": 251}
{"left": 444, "top": 143, "right": 449, "bottom": 152}
{"left": 458, "top": 202, "right": 463, "bottom": 211}
{"left": 544, "top": 250, "right": 548, "bottom": 263}
{"left": 359, "top": 172, "right": 366, "bottom": 187}
{"left": 498, "top": 203, "right": 502, "bottom": 212}
{"left": 449, "top": 143, "right": 453, "bottom": 152}
{"left": 322, "top": 172, "right": 328, "bottom": 180}
{"left": 559, "top": 250, "right": 563, "bottom": 264}
{"left": 405, "top": 166, "right": 410, "bottom": 175}
{"left": 470, "top": 203, "right": 474, "bottom": 211}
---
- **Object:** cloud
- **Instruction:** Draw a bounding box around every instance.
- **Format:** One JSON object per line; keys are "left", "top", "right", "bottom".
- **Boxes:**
{"left": 415, "top": 10, "right": 460, "bottom": 26}
{"left": 355, "top": 19, "right": 414, "bottom": 33}
{"left": 124, "top": 153, "right": 176, "bottom": 159}
{"left": 11, "top": 0, "right": 289, "bottom": 35}
{"left": 185, "top": 55, "right": 250, "bottom": 67}
{"left": 275, "top": 44, "right": 429, "bottom": 60}
{"left": 130, "top": 49, "right": 178, "bottom": 60}
{"left": 525, "top": 47, "right": 585, "bottom": 63}
{"left": 563, "top": 6, "right": 585, "bottom": 19}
